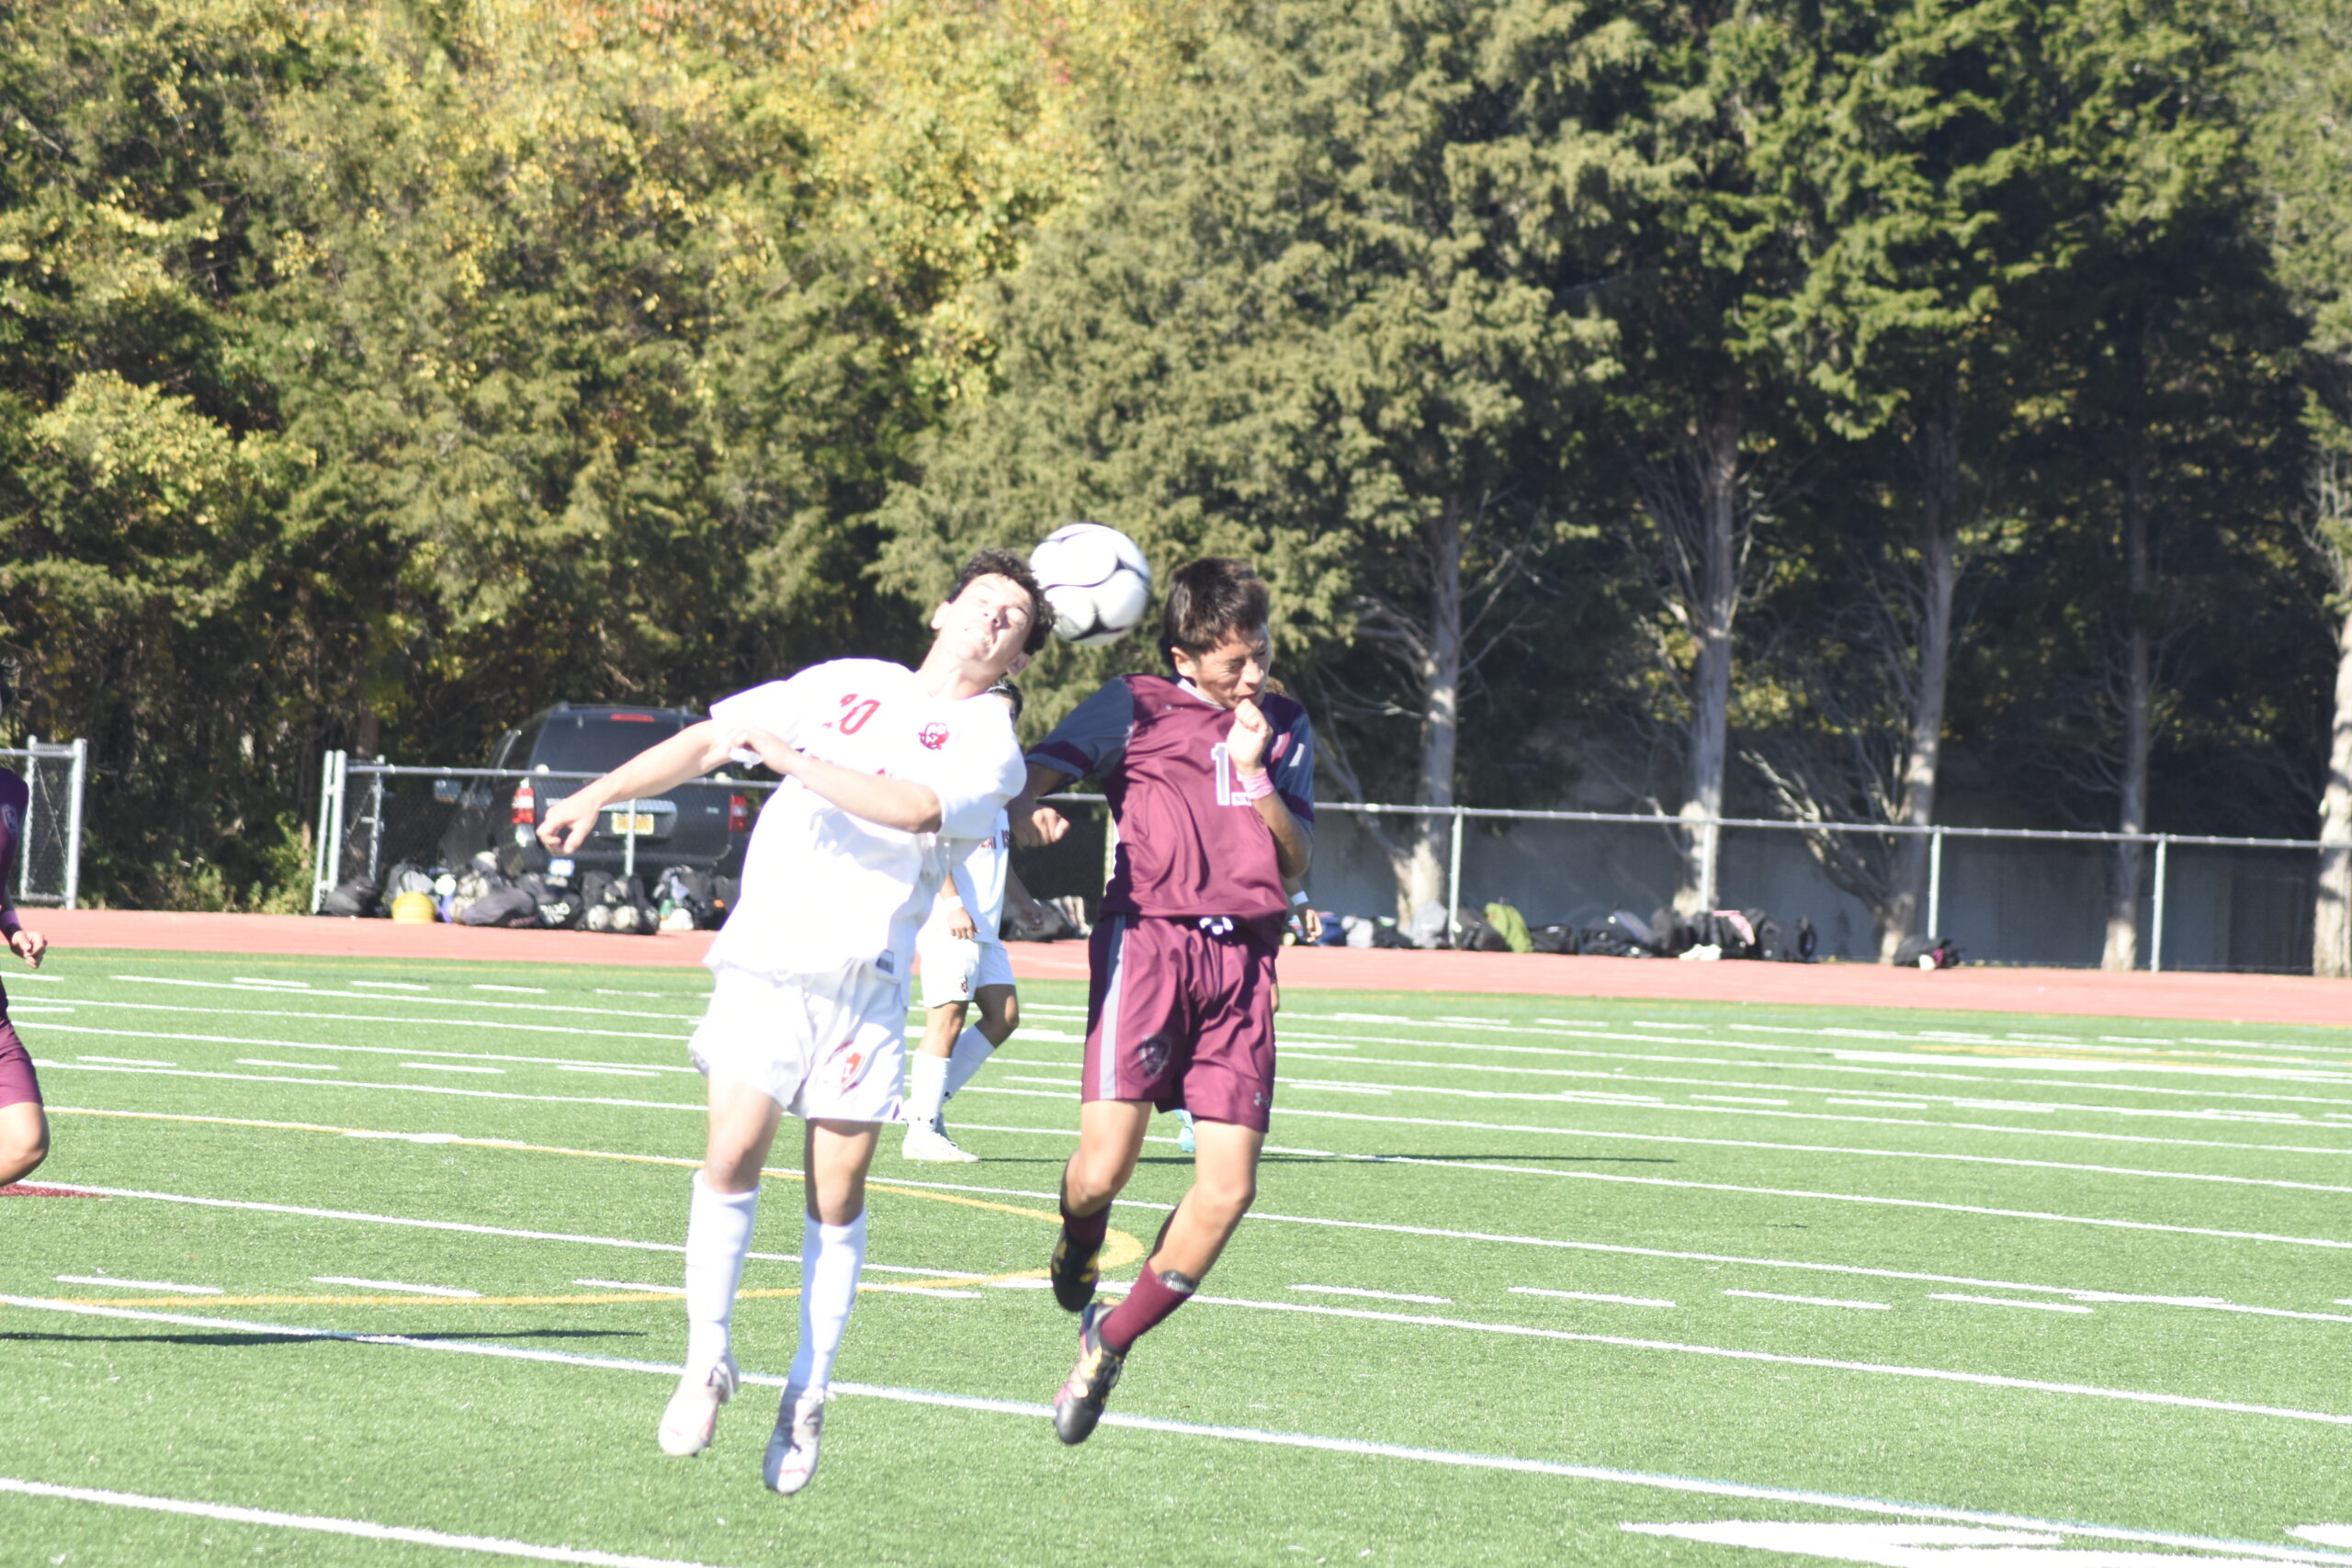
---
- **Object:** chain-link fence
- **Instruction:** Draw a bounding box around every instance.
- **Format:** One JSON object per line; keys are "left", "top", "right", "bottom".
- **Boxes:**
{"left": 312, "top": 751, "right": 2340, "bottom": 972}
{"left": 1, "top": 739, "right": 85, "bottom": 908}
{"left": 310, "top": 754, "right": 779, "bottom": 906}
{"left": 1014, "top": 797, "right": 2340, "bottom": 974}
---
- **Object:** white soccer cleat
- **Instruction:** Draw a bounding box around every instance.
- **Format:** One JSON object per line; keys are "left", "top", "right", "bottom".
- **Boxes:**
{"left": 900, "top": 1116, "right": 979, "bottom": 1164}
{"left": 657, "top": 1353, "right": 739, "bottom": 1457}
{"left": 763, "top": 1384, "right": 826, "bottom": 1495}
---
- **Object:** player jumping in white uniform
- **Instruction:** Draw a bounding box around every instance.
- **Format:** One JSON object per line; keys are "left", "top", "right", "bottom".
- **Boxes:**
{"left": 539, "top": 550, "right": 1047, "bottom": 1495}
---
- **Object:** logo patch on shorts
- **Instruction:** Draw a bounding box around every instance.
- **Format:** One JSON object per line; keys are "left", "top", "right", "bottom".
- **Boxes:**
{"left": 919, "top": 722, "right": 950, "bottom": 750}
{"left": 1136, "top": 1032, "right": 1172, "bottom": 1077}
{"left": 839, "top": 1046, "right": 865, "bottom": 1090}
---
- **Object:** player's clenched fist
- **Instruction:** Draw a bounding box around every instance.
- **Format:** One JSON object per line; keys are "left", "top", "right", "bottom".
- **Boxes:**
{"left": 1012, "top": 802, "right": 1070, "bottom": 848}
{"left": 8, "top": 927, "right": 44, "bottom": 969}
{"left": 1227, "top": 696, "right": 1272, "bottom": 777}
{"left": 537, "top": 793, "right": 599, "bottom": 855}
{"left": 725, "top": 725, "right": 799, "bottom": 776}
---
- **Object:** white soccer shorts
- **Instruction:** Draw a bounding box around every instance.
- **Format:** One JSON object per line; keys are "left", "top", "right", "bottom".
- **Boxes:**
{"left": 689, "top": 962, "right": 908, "bottom": 1124}
{"left": 917, "top": 934, "right": 1014, "bottom": 1010}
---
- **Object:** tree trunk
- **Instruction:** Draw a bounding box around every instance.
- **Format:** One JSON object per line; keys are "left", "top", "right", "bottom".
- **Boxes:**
{"left": 1880, "top": 396, "right": 1962, "bottom": 962}
{"left": 1398, "top": 500, "right": 1463, "bottom": 926}
{"left": 1675, "top": 401, "right": 1741, "bottom": 916}
{"left": 2317, "top": 600, "right": 2352, "bottom": 977}
{"left": 2103, "top": 461, "right": 2154, "bottom": 972}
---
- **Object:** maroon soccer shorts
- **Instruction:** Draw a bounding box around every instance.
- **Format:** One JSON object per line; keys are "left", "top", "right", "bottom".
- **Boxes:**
{"left": 0, "top": 1016, "right": 41, "bottom": 1110}
{"left": 1080, "top": 915, "right": 1279, "bottom": 1131}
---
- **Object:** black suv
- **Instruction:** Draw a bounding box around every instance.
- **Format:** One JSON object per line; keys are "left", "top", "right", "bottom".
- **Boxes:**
{"left": 435, "top": 704, "right": 755, "bottom": 876}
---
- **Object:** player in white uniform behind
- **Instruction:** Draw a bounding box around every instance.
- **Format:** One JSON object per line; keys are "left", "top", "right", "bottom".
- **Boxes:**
{"left": 902, "top": 681, "right": 1031, "bottom": 1162}
{"left": 539, "top": 550, "right": 1048, "bottom": 1496}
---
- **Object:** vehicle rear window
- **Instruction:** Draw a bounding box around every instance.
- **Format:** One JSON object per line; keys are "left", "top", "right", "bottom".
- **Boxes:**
{"left": 527, "top": 713, "right": 689, "bottom": 776}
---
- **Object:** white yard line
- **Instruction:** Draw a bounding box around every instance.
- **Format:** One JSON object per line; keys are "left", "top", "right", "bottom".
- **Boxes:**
{"left": 1932, "top": 1294, "right": 2094, "bottom": 1315}
{"left": 1724, "top": 1290, "right": 1889, "bottom": 1312}
{"left": 33, "top": 1183, "right": 978, "bottom": 1277}
{"left": 400, "top": 1063, "right": 507, "bottom": 1076}
{"left": 238, "top": 1059, "right": 340, "bottom": 1071}
{"left": 52, "top": 1275, "right": 220, "bottom": 1295}
{"left": 75, "top": 1055, "right": 174, "bottom": 1067}
{"left": 34, "top": 1059, "right": 706, "bottom": 1114}
{"left": 351, "top": 980, "right": 428, "bottom": 990}
{"left": 1289, "top": 1284, "right": 1452, "bottom": 1304}
{"left": 32, "top": 1008, "right": 693, "bottom": 1051}
{"left": 311, "top": 1276, "right": 482, "bottom": 1298}
{"left": 1511, "top": 1288, "right": 1675, "bottom": 1308}
{"left": 232, "top": 977, "right": 311, "bottom": 988}
{"left": 474, "top": 985, "right": 548, "bottom": 995}
{"left": 113, "top": 975, "right": 699, "bottom": 1023}
{"left": 17, "top": 1292, "right": 2352, "bottom": 1541}
{"left": 0, "top": 1476, "right": 738, "bottom": 1568}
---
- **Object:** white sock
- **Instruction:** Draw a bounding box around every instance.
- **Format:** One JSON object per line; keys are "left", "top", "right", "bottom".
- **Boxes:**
{"left": 787, "top": 1211, "right": 865, "bottom": 1393}
{"left": 942, "top": 1025, "right": 998, "bottom": 1099}
{"left": 683, "top": 1175, "right": 759, "bottom": 1373}
{"left": 907, "top": 1050, "right": 949, "bottom": 1126}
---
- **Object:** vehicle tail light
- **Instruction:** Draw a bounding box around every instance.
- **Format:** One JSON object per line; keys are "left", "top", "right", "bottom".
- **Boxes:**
{"left": 728, "top": 793, "right": 751, "bottom": 833}
{"left": 510, "top": 781, "right": 537, "bottom": 826}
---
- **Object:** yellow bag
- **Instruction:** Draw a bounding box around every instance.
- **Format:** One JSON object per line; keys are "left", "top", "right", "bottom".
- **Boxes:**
{"left": 390, "top": 890, "right": 439, "bottom": 924}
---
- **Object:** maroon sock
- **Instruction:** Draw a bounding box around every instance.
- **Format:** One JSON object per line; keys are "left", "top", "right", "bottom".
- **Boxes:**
{"left": 1100, "top": 1262, "right": 1194, "bottom": 1354}
{"left": 1060, "top": 1199, "right": 1108, "bottom": 1258}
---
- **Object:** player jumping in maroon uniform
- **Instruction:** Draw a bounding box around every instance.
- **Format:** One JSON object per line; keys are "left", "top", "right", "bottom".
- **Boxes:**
{"left": 1010, "top": 558, "right": 1313, "bottom": 1443}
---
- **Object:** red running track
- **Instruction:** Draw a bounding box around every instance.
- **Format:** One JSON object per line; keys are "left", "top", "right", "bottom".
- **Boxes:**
{"left": 24, "top": 909, "right": 2352, "bottom": 1029}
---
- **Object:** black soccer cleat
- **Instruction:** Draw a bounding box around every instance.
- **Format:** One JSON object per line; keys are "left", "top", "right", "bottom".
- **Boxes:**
{"left": 1052, "top": 1302, "right": 1125, "bottom": 1445}
{"left": 1049, "top": 1228, "right": 1102, "bottom": 1314}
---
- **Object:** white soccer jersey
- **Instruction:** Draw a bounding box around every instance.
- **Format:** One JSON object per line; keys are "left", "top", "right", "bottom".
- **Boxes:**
{"left": 703, "top": 659, "right": 1025, "bottom": 983}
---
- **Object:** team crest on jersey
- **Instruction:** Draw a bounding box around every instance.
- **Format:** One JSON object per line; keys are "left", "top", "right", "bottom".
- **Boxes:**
{"left": 919, "top": 722, "right": 950, "bottom": 750}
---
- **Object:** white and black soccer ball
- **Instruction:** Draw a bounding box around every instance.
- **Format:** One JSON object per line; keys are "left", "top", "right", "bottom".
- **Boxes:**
{"left": 1028, "top": 523, "right": 1152, "bottom": 647}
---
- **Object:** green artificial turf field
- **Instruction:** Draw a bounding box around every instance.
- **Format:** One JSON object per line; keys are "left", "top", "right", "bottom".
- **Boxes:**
{"left": 6, "top": 949, "right": 2352, "bottom": 1566}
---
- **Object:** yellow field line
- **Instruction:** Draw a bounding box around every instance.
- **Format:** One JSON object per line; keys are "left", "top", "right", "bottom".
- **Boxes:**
{"left": 47, "top": 1105, "right": 1147, "bottom": 1294}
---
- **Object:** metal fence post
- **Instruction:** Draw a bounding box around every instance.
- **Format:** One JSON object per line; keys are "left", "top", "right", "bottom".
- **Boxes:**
{"left": 324, "top": 750, "right": 349, "bottom": 904}
{"left": 367, "top": 768, "right": 387, "bottom": 884}
{"left": 62, "top": 737, "right": 85, "bottom": 910}
{"left": 19, "top": 735, "right": 37, "bottom": 906}
{"left": 311, "top": 750, "right": 337, "bottom": 911}
{"left": 1446, "top": 807, "right": 1464, "bottom": 936}
{"left": 1927, "top": 828, "right": 1945, "bottom": 936}
{"left": 2150, "top": 835, "right": 2169, "bottom": 974}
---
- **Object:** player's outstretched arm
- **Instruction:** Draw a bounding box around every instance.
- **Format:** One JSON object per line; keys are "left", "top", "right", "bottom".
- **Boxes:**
{"left": 731, "top": 725, "right": 946, "bottom": 834}
{"left": 538, "top": 721, "right": 739, "bottom": 854}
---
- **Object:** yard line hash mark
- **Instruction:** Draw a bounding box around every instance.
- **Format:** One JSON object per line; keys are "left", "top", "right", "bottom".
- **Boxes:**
{"left": 1512, "top": 1289, "right": 1675, "bottom": 1308}
{"left": 311, "top": 1276, "right": 482, "bottom": 1298}
{"left": 1931, "top": 1294, "right": 2094, "bottom": 1314}
{"left": 53, "top": 1275, "right": 220, "bottom": 1295}
{"left": 1724, "top": 1290, "right": 1890, "bottom": 1312}
{"left": 1289, "top": 1284, "right": 1453, "bottom": 1304}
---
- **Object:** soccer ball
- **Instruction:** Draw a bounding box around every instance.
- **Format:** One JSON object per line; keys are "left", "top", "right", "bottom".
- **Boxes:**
{"left": 1028, "top": 523, "right": 1152, "bottom": 646}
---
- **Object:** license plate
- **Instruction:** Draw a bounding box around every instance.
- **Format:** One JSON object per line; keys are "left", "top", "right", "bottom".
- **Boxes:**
{"left": 607, "top": 813, "right": 655, "bottom": 835}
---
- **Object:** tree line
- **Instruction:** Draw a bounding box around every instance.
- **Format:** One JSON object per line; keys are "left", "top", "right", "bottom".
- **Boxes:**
{"left": 4, "top": 0, "right": 2349, "bottom": 972}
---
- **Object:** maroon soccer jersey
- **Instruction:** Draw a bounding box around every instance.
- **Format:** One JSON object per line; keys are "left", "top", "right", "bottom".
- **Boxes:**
{"left": 1029, "top": 675, "right": 1314, "bottom": 920}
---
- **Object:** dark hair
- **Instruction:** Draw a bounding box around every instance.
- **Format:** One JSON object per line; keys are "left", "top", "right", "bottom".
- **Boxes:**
{"left": 951, "top": 548, "right": 1053, "bottom": 654}
{"left": 986, "top": 679, "right": 1024, "bottom": 721}
{"left": 1161, "top": 558, "right": 1270, "bottom": 661}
